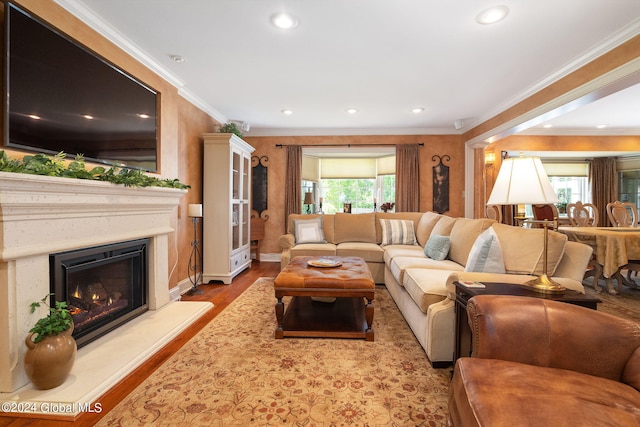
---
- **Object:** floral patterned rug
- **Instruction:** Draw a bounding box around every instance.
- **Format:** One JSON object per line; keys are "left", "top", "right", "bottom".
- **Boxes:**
{"left": 583, "top": 276, "right": 640, "bottom": 323}
{"left": 97, "top": 278, "right": 451, "bottom": 426}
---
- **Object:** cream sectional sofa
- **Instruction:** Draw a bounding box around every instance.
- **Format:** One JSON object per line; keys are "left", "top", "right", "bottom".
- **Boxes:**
{"left": 278, "top": 212, "right": 593, "bottom": 367}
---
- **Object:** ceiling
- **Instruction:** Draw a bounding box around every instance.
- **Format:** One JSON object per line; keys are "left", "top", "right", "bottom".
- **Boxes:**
{"left": 57, "top": 0, "right": 640, "bottom": 139}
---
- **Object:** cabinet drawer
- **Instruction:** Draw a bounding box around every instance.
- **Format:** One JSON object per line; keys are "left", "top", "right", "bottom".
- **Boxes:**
{"left": 230, "top": 248, "right": 250, "bottom": 270}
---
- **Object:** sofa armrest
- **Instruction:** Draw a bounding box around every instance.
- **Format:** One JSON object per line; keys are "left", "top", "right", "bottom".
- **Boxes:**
{"left": 467, "top": 295, "right": 640, "bottom": 385}
{"left": 278, "top": 233, "right": 295, "bottom": 250}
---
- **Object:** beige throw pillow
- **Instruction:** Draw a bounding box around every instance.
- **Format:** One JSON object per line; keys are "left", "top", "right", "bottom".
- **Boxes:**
{"left": 416, "top": 212, "right": 442, "bottom": 247}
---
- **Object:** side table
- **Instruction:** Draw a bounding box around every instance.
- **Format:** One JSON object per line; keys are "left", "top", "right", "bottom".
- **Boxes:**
{"left": 453, "top": 281, "right": 601, "bottom": 364}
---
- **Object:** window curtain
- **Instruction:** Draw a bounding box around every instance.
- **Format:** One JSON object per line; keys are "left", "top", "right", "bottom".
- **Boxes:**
{"left": 395, "top": 144, "right": 420, "bottom": 212}
{"left": 589, "top": 157, "right": 617, "bottom": 227}
{"left": 284, "top": 145, "right": 302, "bottom": 226}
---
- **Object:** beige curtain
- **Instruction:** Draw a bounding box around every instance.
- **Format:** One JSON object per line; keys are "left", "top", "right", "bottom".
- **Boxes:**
{"left": 589, "top": 157, "right": 617, "bottom": 227}
{"left": 284, "top": 145, "right": 302, "bottom": 226}
{"left": 395, "top": 144, "right": 420, "bottom": 212}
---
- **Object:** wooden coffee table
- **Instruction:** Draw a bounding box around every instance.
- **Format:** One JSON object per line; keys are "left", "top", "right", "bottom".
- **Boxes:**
{"left": 274, "top": 256, "right": 375, "bottom": 341}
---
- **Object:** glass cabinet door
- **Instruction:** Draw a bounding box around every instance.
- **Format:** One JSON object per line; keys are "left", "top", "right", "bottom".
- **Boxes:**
{"left": 232, "top": 151, "right": 240, "bottom": 200}
{"left": 232, "top": 203, "right": 240, "bottom": 250}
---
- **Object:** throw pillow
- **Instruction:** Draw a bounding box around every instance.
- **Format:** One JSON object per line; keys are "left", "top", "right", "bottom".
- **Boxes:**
{"left": 465, "top": 228, "right": 505, "bottom": 273}
{"left": 293, "top": 217, "right": 326, "bottom": 244}
{"left": 424, "top": 234, "right": 451, "bottom": 261}
{"left": 379, "top": 219, "right": 417, "bottom": 246}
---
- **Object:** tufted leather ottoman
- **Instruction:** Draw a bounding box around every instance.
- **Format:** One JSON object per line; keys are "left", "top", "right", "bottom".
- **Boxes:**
{"left": 274, "top": 256, "right": 375, "bottom": 340}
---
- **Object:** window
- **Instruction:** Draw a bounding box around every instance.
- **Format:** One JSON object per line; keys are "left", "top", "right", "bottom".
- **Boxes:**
{"left": 301, "top": 147, "right": 396, "bottom": 214}
{"left": 523, "top": 161, "right": 589, "bottom": 217}
{"left": 320, "top": 178, "right": 375, "bottom": 214}
{"left": 619, "top": 170, "right": 640, "bottom": 210}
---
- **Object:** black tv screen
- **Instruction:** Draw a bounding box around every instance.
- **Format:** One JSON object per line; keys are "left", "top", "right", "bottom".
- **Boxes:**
{"left": 4, "top": 2, "right": 159, "bottom": 172}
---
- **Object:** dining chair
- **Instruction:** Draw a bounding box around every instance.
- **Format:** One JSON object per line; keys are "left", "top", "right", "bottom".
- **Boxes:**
{"left": 606, "top": 201, "right": 638, "bottom": 227}
{"left": 531, "top": 203, "right": 559, "bottom": 230}
{"left": 485, "top": 204, "right": 502, "bottom": 223}
{"left": 606, "top": 201, "right": 640, "bottom": 283}
{"left": 566, "top": 201, "right": 599, "bottom": 227}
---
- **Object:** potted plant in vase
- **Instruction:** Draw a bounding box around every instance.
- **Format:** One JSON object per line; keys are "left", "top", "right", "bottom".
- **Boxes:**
{"left": 24, "top": 294, "right": 77, "bottom": 390}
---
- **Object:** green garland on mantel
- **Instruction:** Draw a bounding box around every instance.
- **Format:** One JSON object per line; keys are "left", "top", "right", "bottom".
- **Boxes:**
{"left": 0, "top": 150, "right": 190, "bottom": 189}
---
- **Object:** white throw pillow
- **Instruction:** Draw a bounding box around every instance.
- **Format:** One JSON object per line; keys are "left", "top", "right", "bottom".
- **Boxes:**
{"left": 293, "top": 217, "right": 326, "bottom": 244}
{"left": 465, "top": 227, "right": 505, "bottom": 273}
{"left": 424, "top": 234, "right": 451, "bottom": 261}
{"left": 380, "top": 219, "right": 417, "bottom": 246}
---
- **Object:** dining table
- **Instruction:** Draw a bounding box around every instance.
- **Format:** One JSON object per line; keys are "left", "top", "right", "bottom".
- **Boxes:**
{"left": 558, "top": 226, "right": 640, "bottom": 294}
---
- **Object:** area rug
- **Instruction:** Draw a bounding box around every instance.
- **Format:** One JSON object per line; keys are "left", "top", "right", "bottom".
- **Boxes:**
{"left": 97, "top": 278, "right": 451, "bottom": 426}
{"left": 583, "top": 276, "right": 640, "bottom": 323}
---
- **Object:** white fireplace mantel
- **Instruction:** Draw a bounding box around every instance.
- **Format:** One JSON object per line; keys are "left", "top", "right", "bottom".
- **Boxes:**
{"left": 0, "top": 172, "right": 199, "bottom": 397}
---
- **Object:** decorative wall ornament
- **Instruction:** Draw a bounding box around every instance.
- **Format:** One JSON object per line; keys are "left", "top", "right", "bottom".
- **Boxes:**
{"left": 251, "top": 155, "right": 269, "bottom": 220}
{"left": 432, "top": 155, "right": 450, "bottom": 214}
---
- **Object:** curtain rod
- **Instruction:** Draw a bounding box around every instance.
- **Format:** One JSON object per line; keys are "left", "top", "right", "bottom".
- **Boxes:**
{"left": 275, "top": 143, "right": 424, "bottom": 148}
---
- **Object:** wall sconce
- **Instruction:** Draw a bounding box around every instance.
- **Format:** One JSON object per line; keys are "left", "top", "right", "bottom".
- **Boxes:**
{"left": 485, "top": 152, "right": 496, "bottom": 167}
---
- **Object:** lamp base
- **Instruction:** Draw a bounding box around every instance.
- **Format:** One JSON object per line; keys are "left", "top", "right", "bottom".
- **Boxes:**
{"left": 522, "top": 274, "right": 565, "bottom": 294}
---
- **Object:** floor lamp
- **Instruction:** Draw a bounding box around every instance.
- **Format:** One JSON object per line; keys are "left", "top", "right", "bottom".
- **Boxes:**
{"left": 487, "top": 154, "right": 565, "bottom": 294}
{"left": 186, "top": 203, "right": 204, "bottom": 295}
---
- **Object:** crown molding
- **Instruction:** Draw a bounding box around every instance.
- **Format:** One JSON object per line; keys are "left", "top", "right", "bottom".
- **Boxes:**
{"left": 244, "top": 126, "right": 457, "bottom": 137}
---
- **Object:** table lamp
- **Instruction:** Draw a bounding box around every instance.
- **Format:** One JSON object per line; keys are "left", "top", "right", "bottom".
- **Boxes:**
{"left": 487, "top": 155, "right": 564, "bottom": 294}
{"left": 304, "top": 192, "right": 314, "bottom": 214}
{"left": 186, "top": 203, "right": 204, "bottom": 295}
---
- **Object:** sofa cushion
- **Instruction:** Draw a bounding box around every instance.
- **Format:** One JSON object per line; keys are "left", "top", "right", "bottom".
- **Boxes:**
{"left": 416, "top": 212, "right": 442, "bottom": 247}
{"left": 290, "top": 243, "right": 336, "bottom": 259}
{"left": 383, "top": 245, "right": 426, "bottom": 264}
{"left": 336, "top": 242, "right": 384, "bottom": 263}
{"left": 492, "top": 223, "right": 567, "bottom": 276}
{"left": 293, "top": 217, "right": 326, "bottom": 244}
{"left": 424, "top": 234, "right": 451, "bottom": 261}
{"left": 448, "top": 218, "right": 495, "bottom": 266}
{"left": 334, "top": 213, "right": 376, "bottom": 243}
{"left": 402, "top": 268, "right": 450, "bottom": 313}
{"left": 379, "top": 219, "right": 417, "bottom": 246}
{"left": 464, "top": 227, "right": 505, "bottom": 273}
{"left": 390, "top": 256, "right": 463, "bottom": 285}
{"left": 430, "top": 215, "right": 457, "bottom": 237}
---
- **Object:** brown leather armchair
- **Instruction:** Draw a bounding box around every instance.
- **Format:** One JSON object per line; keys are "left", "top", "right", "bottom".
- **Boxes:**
{"left": 448, "top": 295, "right": 640, "bottom": 426}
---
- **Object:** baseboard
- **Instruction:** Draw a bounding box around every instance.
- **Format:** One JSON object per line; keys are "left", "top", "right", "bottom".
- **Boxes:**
{"left": 172, "top": 279, "right": 197, "bottom": 299}
{"left": 257, "top": 253, "right": 281, "bottom": 263}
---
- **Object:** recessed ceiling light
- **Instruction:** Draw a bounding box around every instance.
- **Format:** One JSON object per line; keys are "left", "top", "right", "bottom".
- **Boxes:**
{"left": 596, "top": 124, "right": 608, "bottom": 129}
{"left": 346, "top": 108, "right": 358, "bottom": 114}
{"left": 270, "top": 12, "right": 299, "bottom": 30}
{"left": 82, "top": 114, "right": 94, "bottom": 120}
{"left": 169, "top": 54, "right": 186, "bottom": 63}
{"left": 476, "top": 6, "right": 510, "bottom": 25}
{"left": 28, "top": 114, "right": 41, "bottom": 120}
{"left": 137, "top": 113, "right": 150, "bottom": 119}
{"left": 281, "top": 109, "right": 293, "bottom": 115}
{"left": 411, "top": 107, "right": 425, "bottom": 114}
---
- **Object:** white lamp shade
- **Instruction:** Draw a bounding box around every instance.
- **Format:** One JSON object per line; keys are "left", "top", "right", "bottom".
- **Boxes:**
{"left": 188, "top": 203, "right": 203, "bottom": 218}
{"left": 487, "top": 156, "right": 559, "bottom": 205}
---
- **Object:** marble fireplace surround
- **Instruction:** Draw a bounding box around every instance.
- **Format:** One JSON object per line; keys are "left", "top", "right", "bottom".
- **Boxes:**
{"left": 0, "top": 172, "right": 212, "bottom": 416}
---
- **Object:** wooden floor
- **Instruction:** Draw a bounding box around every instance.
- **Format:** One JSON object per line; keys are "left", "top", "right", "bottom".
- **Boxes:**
{"left": 0, "top": 261, "right": 281, "bottom": 427}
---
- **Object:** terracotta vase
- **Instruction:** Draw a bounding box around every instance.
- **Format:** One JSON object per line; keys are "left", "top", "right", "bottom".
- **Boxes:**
{"left": 24, "top": 325, "right": 77, "bottom": 390}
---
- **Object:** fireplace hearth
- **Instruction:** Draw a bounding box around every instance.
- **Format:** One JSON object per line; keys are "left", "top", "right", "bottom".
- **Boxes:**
{"left": 50, "top": 239, "right": 149, "bottom": 348}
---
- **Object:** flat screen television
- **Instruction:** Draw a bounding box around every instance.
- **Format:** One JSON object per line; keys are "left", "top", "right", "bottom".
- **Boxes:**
{"left": 3, "top": 2, "right": 159, "bottom": 172}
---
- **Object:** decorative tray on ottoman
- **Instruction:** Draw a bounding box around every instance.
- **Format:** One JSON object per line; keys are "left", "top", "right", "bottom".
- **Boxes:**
{"left": 307, "top": 258, "right": 343, "bottom": 268}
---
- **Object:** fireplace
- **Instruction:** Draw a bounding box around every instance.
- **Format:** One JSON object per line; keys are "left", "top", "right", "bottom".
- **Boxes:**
{"left": 50, "top": 239, "right": 149, "bottom": 348}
